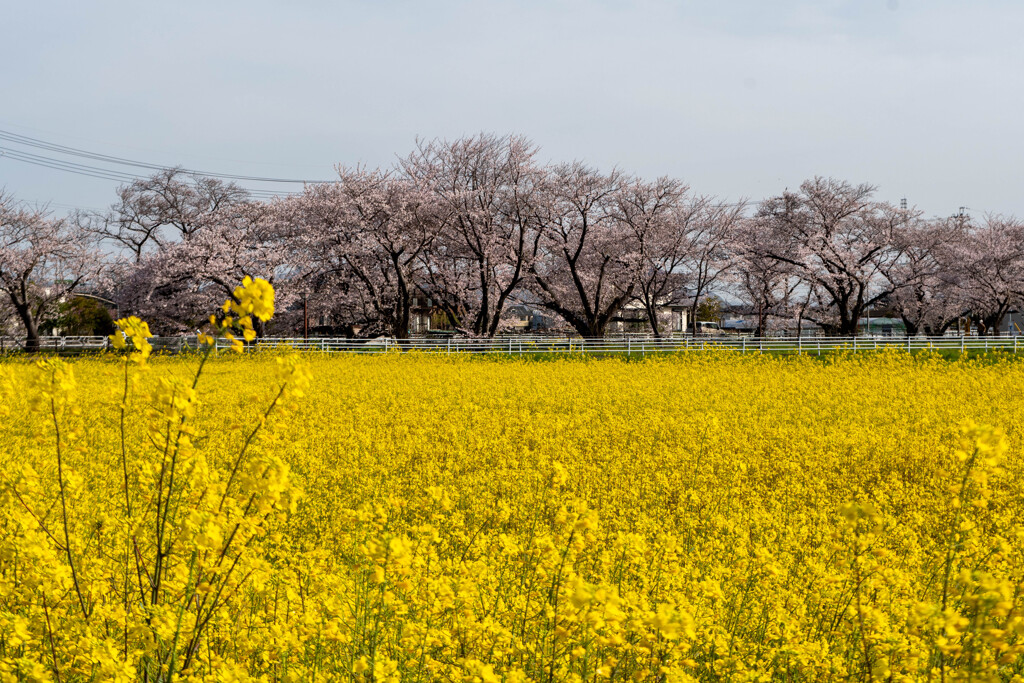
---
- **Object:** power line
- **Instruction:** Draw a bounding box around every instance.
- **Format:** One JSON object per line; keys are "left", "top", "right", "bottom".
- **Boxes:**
{"left": 0, "top": 127, "right": 749, "bottom": 208}
{"left": 0, "top": 128, "right": 332, "bottom": 185}
{"left": 0, "top": 146, "right": 303, "bottom": 198}
{"left": 0, "top": 147, "right": 304, "bottom": 200}
{"left": 0, "top": 118, "right": 325, "bottom": 170}
{"left": 0, "top": 147, "right": 138, "bottom": 182}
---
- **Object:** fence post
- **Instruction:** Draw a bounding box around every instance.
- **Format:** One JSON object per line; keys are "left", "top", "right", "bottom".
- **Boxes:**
{"left": 797, "top": 337, "right": 801, "bottom": 356}
{"left": 1015, "top": 336, "right": 1018, "bottom": 354}
{"left": 961, "top": 336, "right": 965, "bottom": 355}
{"left": 742, "top": 338, "right": 746, "bottom": 354}
{"left": 627, "top": 337, "right": 631, "bottom": 357}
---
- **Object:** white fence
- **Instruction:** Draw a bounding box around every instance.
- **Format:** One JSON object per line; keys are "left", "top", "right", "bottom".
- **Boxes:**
{"left": 2, "top": 334, "right": 1023, "bottom": 356}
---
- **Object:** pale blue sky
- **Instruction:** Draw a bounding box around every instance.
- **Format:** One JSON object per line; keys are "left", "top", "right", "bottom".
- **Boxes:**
{"left": 2, "top": 1, "right": 1022, "bottom": 216}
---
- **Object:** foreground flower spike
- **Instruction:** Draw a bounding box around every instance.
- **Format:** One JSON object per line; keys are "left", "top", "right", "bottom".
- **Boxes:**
{"left": 228, "top": 276, "right": 275, "bottom": 322}
{"left": 204, "top": 276, "right": 276, "bottom": 353}
{"left": 0, "top": 274, "right": 311, "bottom": 682}
{"left": 110, "top": 316, "right": 153, "bottom": 363}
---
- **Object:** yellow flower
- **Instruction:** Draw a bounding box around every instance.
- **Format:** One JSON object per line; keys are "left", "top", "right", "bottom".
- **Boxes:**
{"left": 195, "top": 520, "right": 224, "bottom": 551}
{"left": 1, "top": 349, "right": 1022, "bottom": 682}
{"left": 227, "top": 276, "right": 275, "bottom": 322}
{"left": 110, "top": 316, "right": 153, "bottom": 362}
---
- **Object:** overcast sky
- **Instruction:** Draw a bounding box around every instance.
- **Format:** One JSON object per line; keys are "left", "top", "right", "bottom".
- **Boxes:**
{"left": 2, "top": 0, "right": 1022, "bottom": 217}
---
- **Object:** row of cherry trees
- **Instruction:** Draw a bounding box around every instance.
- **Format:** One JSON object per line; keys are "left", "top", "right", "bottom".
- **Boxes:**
{"left": 3, "top": 134, "right": 1024, "bottom": 346}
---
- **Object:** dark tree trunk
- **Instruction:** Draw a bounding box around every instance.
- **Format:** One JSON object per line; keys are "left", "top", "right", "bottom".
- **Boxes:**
{"left": 838, "top": 315, "right": 860, "bottom": 336}
{"left": 394, "top": 305, "right": 411, "bottom": 340}
{"left": 14, "top": 302, "right": 40, "bottom": 353}
{"left": 643, "top": 300, "right": 662, "bottom": 337}
{"left": 394, "top": 260, "right": 412, "bottom": 340}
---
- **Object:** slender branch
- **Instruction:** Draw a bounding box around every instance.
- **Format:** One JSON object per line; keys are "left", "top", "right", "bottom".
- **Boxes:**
{"left": 50, "top": 396, "right": 89, "bottom": 620}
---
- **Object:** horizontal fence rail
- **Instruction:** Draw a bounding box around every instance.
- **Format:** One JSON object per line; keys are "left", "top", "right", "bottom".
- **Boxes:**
{"left": 2, "top": 334, "right": 1024, "bottom": 356}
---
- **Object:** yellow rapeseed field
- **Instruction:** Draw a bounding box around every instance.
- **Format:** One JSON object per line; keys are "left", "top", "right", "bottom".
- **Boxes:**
{"left": 2, "top": 283, "right": 1024, "bottom": 682}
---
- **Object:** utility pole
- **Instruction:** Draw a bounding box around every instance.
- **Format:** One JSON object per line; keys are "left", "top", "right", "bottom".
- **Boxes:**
{"left": 303, "top": 294, "right": 308, "bottom": 341}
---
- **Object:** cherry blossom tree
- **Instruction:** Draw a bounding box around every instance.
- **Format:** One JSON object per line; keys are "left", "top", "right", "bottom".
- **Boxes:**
{"left": 116, "top": 201, "right": 291, "bottom": 334}
{"left": 271, "top": 192, "right": 382, "bottom": 337}
{"left": 0, "top": 193, "right": 104, "bottom": 351}
{"left": 81, "top": 168, "right": 251, "bottom": 261}
{"left": 279, "top": 169, "right": 441, "bottom": 339}
{"left": 402, "top": 134, "right": 542, "bottom": 336}
{"left": 527, "top": 163, "right": 638, "bottom": 337}
{"left": 881, "top": 216, "right": 964, "bottom": 336}
{"left": 680, "top": 202, "right": 744, "bottom": 336}
{"left": 939, "top": 214, "right": 1024, "bottom": 335}
{"left": 615, "top": 176, "right": 689, "bottom": 336}
{"left": 733, "top": 218, "right": 802, "bottom": 337}
{"left": 756, "top": 178, "right": 908, "bottom": 335}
